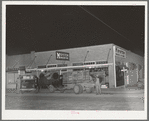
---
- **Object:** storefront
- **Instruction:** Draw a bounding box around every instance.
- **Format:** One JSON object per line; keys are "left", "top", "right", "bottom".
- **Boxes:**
{"left": 6, "top": 68, "right": 19, "bottom": 92}
{"left": 6, "top": 66, "right": 26, "bottom": 92}
{"left": 6, "top": 44, "right": 144, "bottom": 89}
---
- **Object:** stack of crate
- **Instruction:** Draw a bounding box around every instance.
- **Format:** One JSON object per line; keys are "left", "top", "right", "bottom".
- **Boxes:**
{"left": 62, "top": 70, "right": 91, "bottom": 84}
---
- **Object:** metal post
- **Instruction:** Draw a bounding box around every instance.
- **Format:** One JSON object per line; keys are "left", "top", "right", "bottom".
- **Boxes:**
{"left": 84, "top": 51, "right": 89, "bottom": 81}
{"left": 28, "top": 56, "right": 37, "bottom": 68}
{"left": 12, "top": 60, "right": 19, "bottom": 68}
{"left": 46, "top": 55, "right": 52, "bottom": 66}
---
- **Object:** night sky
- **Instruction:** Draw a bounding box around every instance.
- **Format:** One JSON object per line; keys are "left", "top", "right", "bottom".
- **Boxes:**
{"left": 6, "top": 5, "right": 144, "bottom": 56}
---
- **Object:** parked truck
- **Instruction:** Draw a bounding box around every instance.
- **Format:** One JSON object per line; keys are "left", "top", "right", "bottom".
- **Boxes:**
{"left": 37, "top": 69, "right": 106, "bottom": 94}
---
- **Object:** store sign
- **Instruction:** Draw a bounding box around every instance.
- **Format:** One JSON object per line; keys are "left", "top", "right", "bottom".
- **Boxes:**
{"left": 115, "top": 47, "right": 126, "bottom": 58}
{"left": 56, "top": 51, "right": 69, "bottom": 61}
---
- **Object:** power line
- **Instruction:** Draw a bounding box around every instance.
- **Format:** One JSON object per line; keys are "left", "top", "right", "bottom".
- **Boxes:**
{"left": 78, "top": 6, "right": 131, "bottom": 42}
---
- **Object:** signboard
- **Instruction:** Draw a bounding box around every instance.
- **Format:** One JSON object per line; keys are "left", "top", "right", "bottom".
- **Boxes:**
{"left": 56, "top": 51, "right": 69, "bottom": 61}
{"left": 115, "top": 47, "right": 126, "bottom": 58}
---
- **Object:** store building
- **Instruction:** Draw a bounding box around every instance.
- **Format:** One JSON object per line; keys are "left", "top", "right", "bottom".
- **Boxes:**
{"left": 6, "top": 44, "right": 144, "bottom": 91}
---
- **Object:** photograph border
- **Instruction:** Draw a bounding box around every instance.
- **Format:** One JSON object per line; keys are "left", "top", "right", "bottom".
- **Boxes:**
{"left": 2, "top": 1, "right": 148, "bottom": 120}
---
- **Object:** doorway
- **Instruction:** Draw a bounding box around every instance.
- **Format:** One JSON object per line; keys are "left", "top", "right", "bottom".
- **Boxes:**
{"left": 116, "top": 66, "right": 124, "bottom": 87}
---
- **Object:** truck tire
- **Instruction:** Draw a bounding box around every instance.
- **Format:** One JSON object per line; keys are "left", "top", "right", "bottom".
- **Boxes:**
{"left": 52, "top": 73, "right": 59, "bottom": 79}
{"left": 73, "top": 84, "right": 81, "bottom": 94}
{"left": 48, "top": 85, "right": 55, "bottom": 93}
{"left": 78, "top": 84, "right": 83, "bottom": 94}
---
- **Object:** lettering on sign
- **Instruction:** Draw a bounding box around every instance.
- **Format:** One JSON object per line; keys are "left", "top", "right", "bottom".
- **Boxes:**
{"left": 56, "top": 51, "right": 69, "bottom": 61}
{"left": 115, "top": 47, "right": 126, "bottom": 58}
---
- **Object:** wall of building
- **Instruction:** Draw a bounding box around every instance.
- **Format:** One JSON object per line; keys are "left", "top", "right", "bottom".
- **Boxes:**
{"left": 34, "top": 44, "right": 116, "bottom": 88}
{"left": 6, "top": 44, "right": 116, "bottom": 88}
{"left": 34, "top": 44, "right": 113, "bottom": 66}
{"left": 6, "top": 54, "right": 31, "bottom": 68}
{"left": 6, "top": 44, "right": 144, "bottom": 90}
{"left": 6, "top": 54, "right": 31, "bottom": 90}
{"left": 115, "top": 49, "right": 144, "bottom": 67}
{"left": 6, "top": 44, "right": 114, "bottom": 68}
{"left": 114, "top": 45, "right": 144, "bottom": 86}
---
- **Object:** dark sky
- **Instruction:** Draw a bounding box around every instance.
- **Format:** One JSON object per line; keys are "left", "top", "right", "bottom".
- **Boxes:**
{"left": 6, "top": 5, "right": 144, "bottom": 56}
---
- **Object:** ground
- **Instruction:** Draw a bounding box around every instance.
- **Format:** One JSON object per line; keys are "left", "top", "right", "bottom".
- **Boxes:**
{"left": 5, "top": 89, "right": 144, "bottom": 110}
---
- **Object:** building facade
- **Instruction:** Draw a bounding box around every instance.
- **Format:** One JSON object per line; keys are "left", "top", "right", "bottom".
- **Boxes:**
{"left": 6, "top": 44, "right": 144, "bottom": 90}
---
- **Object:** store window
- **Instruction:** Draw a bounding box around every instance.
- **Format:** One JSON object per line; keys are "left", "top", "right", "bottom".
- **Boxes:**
{"left": 96, "top": 61, "right": 108, "bottom": 64}
{"left": 90, "top": 67, "right": 109, "bottom": 76}
{"left": 46, "top": 64, "right": 57, "bottom": 68}
{"left": 38, "top": 65, "right": 46, "bottom": 68}
{"left": 61, "top": 69, "right": 67, "bottom": 72}
{"left": 72, "top": 62, "right": 83, "bottom": 66}
{"left": 84, "top": 61, "right": 95, "bottom": 65}
{"left": 73, "top": 69, "right": 84, "bottom": 71}
{"left": 7, "top": 73, "right": 19, "bottom": 84}
{"left": 57, "top": 64, "right": 67, "bottom": 67}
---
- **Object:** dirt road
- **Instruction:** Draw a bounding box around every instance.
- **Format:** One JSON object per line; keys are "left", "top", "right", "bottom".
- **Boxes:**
{"left": 5, "top": 90, "right": 144, "bottom": 110}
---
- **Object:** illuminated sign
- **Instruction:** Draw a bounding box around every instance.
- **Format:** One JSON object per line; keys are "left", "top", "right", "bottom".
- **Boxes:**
{"left": 115, "top": 47, "right": 126, "bottom": 58}
{"left": 56, "top": 51, "right": 69, "bottom": 61}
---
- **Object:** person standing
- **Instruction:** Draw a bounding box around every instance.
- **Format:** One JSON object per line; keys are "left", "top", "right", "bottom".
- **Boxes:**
{"left": 16, "top": 76, "right": 21, "bottom": 94}
{"left": 95, "top": 75, "right": 102, "bottom": 95}
{"left": 59, "top": 75, "right": 63, "bottom": 87}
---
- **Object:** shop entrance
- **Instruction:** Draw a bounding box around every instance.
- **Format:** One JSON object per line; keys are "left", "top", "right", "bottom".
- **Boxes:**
{"left": 116, "top": 66, "right": 124, "bottom": 87}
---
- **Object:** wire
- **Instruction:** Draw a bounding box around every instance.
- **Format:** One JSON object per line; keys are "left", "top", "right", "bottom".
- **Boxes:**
{"left": 78, "top": 6, "right": 131, "bottom": 42}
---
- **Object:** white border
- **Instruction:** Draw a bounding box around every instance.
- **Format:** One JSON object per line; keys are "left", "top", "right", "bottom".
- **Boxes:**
{"left": 2, "top": 1, "right": 147, "bottom": 120}
{"left": 2, "top": 1, "right": 148, "bottom": 5}
{"left": 144, "top": 0, "right": 148, "bottom": 114}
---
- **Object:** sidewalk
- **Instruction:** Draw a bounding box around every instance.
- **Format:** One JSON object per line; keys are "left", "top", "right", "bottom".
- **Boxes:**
{"left": 101, "top": 88, "right": 144, "bottom": 94}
